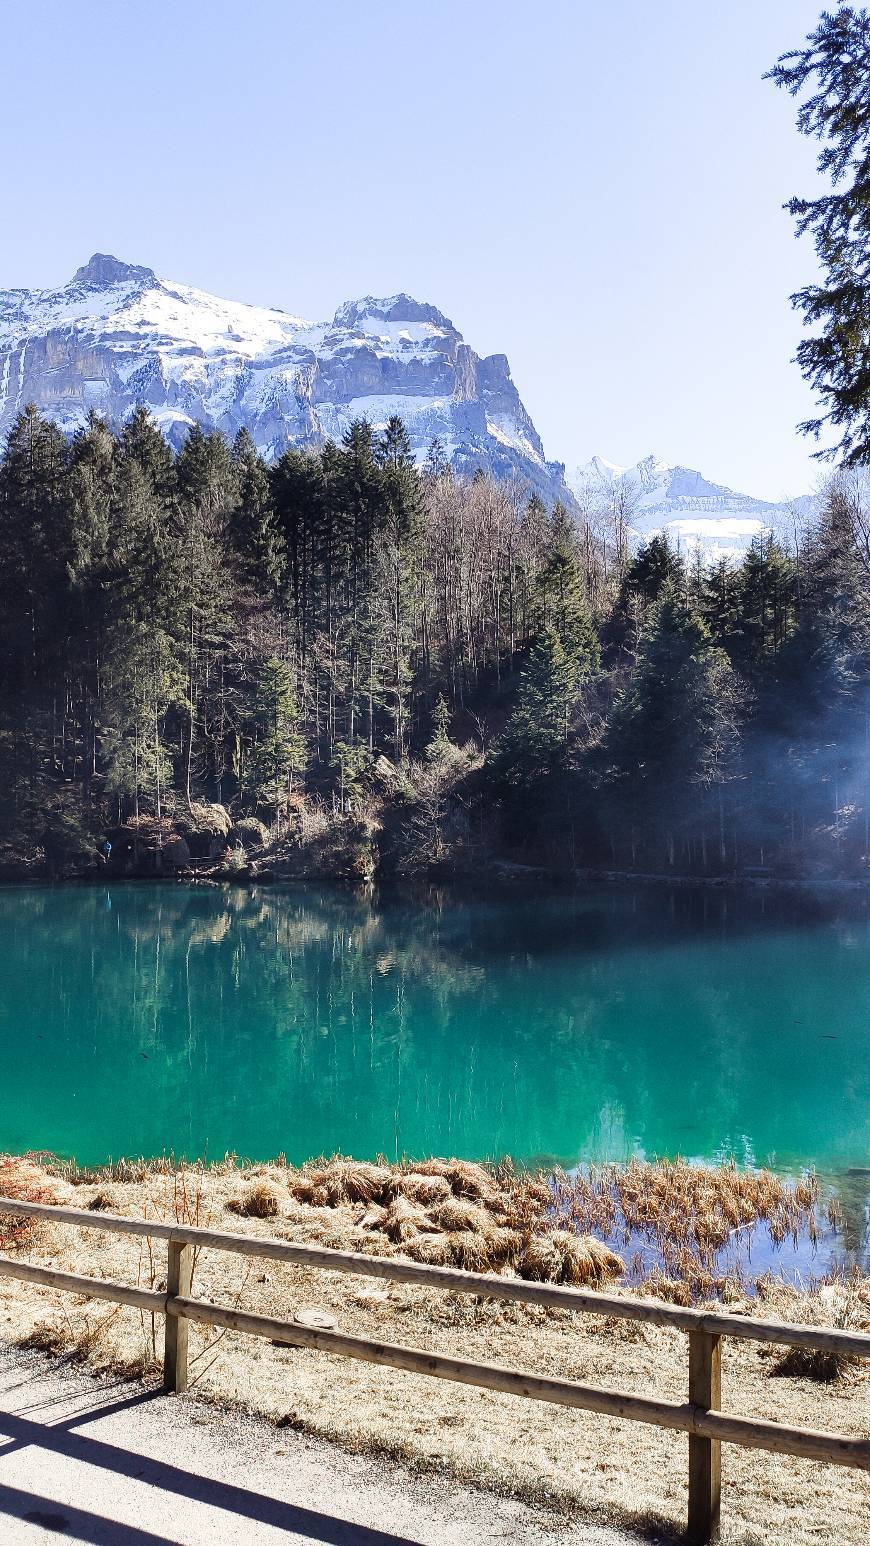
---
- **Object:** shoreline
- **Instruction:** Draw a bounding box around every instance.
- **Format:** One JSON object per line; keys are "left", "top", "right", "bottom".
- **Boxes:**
{"left": 3, "top": 861, "right": 870, "bottom": 900}
{"left": 1, "top": 1152, "right": 868, "bottom": 1545}
{"left": 2, "top": 1150, "right": 863, "bottom": 1299}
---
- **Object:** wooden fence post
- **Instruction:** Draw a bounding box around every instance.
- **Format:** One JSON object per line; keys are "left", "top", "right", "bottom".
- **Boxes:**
{"left": 688, "top": 1329, "right": 722, "bottom": 1543}
{"left": 164, "top": 1238, "right": 192, "bottom": 1393}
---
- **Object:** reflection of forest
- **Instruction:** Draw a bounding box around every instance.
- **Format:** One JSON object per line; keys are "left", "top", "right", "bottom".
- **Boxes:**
{"left": 0, "top": 884, "right": 869, "bottom": 1200}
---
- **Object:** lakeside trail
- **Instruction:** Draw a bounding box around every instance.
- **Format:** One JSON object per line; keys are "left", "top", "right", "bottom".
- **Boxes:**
{"left": 0, "top": 1344, "right": 646, "bottom": 1546}
{"left": 0, "top": 1156, "right": 868, "bottom": 1542}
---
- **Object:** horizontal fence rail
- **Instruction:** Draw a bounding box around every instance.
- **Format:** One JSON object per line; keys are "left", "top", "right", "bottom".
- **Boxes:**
{"left": 1, "top": 1196, "right": 868, "bottom": 1543}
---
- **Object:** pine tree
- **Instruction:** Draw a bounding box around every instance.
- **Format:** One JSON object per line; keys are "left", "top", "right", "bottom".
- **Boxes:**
{"left": 426, "top": 692, "right": 452, "bottom": 760}
{"left": 424, "top": 437, "right": 450, "bottom": 480}
{"left": 535, "top": 503, "right": 600, "bottom": 671}
{"left": 733, "top": 536, "right": 796, "bottom": 671}
{"left": 702, "top": 557, "right": 741, "bottom": 653}
{"left": 0, "top": 405, "right": 71, "bottom": 686}
{"left": 119, "top": 406, "right": 176, "bottom": 503}
{"left": 767, "top": 10, "right": 870, "bottom": 463}
{"left": 623, "top": 534, "right": 686, "bottom": 607}
{"left": 600, "top": 590, "right": 738, "bottom": 867}
{"left": 493, "top": 627, "right": 580, "bottom": 784}
{"left": 375, "top": 416, "right": 423, "bottom": 758}
{"left": 174, "top": 426, "right": 237, "bottom": 805}
{"left": 230, "top": 428, "right": 283, "bottom": 591}
{"left": 65, "top": 414, "right": 118, "bottom": 794}
{"left": 103, "top": 620, "right": 183, "bottom": 823}
{"left": 337, "top": 419, "right": 383, "bottom": 745}
{"left": 249, "top": 655, "right": 305, "bottom": 812}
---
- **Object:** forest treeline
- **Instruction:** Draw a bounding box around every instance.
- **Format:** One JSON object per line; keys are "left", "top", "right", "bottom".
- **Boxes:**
{"left": 1, "top": 403, "right": 869, "bottom": 879}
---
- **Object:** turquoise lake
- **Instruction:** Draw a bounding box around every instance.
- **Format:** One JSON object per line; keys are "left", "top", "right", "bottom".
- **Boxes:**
{"left": 1, "top": 882, "right": 868, "bottom": 1181}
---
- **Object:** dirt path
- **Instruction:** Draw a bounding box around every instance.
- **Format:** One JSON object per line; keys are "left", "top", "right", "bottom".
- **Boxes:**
{"left": 0, "top": 1344, "right": 656, "bottom": 1546}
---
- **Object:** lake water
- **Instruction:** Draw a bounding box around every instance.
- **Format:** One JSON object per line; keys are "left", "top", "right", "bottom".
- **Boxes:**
{"left": 4, "top": 880, "right": 867, "bottom": 1280}
{"left": 1, "top": 882, "right": 869, "bottom": 1178}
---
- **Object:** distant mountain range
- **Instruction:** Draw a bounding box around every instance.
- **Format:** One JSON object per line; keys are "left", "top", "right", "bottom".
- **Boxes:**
{"left": 568, "top": 455, "right": 815, "bottom": 560}
{"left": 0, "top": 255, "right": 817, "bottom": 555}
{"left": 0, "top": 253, "right": 573, "bottom": 507}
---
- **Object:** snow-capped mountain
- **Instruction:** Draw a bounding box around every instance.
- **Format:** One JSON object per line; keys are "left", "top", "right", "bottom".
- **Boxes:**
{"left": 569, "top": 454, "right": 814, "bottom": 559}
{"left": 0, "top": 253, "right": 572, "bottom": 505}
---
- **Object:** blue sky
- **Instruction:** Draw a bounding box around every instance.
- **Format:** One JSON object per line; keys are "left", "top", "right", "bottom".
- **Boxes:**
{"left": 2, "top": 1, "right": 830, "bottom": 497}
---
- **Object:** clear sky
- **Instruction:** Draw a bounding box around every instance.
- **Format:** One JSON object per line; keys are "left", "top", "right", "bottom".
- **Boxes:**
{"left": 2, "top": 0, "right": 831, "bottom": 498}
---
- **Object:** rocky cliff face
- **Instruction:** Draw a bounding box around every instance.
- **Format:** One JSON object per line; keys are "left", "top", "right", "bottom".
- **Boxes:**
{"left": 0, "top": 254, "right": 572, "bottom": 505}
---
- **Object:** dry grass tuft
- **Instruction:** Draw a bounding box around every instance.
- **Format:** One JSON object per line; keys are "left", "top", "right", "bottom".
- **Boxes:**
{"left": 391, "top": 1172, "right": 452, "bottom": 1206}
{"left": 87, "top": 1190, "right": 117, "bottom": 1212}
{"left": 432, "top": 1197, "right": 494, "bottom": 1234}
{"left": 291, "top": 1160, "right": 393, "bottom": 1207}
{"left": 0, "top": 1156, "right": 57, "bottom": 1249}
{"left": 403, "top": 1232, "right": 454, "bottom": 1267}
{"left": 381, "top": 1196, "right": 437, "bottom": 1244}
{"left": 486, "top": 1228, "right": 524, "bottom": 1268}
{"left": 772, "top": 1345, "right": 853, "bottom": 1383}
{"left": 356, "top": 1203, "right": 388, "bottom": 1232}
{"left": 227, "top": 1182, "right": 281, "bottom": 1219}
{"left": 414, "top": 1158, "right": 499, "bottom": 1203}
{"left": 445, "top": 1230, "right": 494, "bottom": 1273}
{"left": 519, "top": 1230, "right": 624, "bottom": 1286}
{"left": 766, "top": 1279, "right": 868, "bottom": 1384}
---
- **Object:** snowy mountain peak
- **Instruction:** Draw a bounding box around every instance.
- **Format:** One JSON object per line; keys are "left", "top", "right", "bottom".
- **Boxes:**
{"left": 331, "top": 294, "right": 455, "bottom": 333}
{"left": 570, "top": 454, "right": 813, "bottom": 560}
{"left": 70, "top": 253, "right": 157, "bottom": 290}
{"left": 0, "top": 260, "right": 572, "bottom": 508}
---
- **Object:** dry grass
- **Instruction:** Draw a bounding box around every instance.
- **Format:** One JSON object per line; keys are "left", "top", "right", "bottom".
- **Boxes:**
{"left": 290, "top": 1161, "right": 394, "bottom": 1207}
{"left": 432, "top": 1197, "right": 494, "bottom": 1233}
{"left": 552, "top": 1158, "right": 820, "bottom": 1299}
{"left": 390, "top": 1172, "right": 452, "bottom": 1206}
{"left": 768, "top": 1280, "right": 867, "bottom": 1383}
{"left": 0, "top": 1157, "right": 58, "bottom": 1250}
{"left": 518, "top": 1231, "right": 626, "bottom": 1286}
{"left": 227, "top": 1181, "right": 282, "bottom": 1219}
{"left": 273, "top": 1159, "right": 626, "bottom": 1285}
{"left": 1, "top": 1153, "right": 868, "bottom": 1543}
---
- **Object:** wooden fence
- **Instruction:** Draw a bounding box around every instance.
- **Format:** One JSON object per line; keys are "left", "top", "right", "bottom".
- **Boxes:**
{"left": 0, "top": 1195, "right": 868, "bottom": 1544}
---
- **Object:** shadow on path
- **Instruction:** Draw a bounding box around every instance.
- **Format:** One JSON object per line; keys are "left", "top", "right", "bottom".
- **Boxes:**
{"left": 0, "top": 1385, "right": 424, "bottom": 1544}
{"left": 0, "top": 1481, "right": 183, "bottom": 1544}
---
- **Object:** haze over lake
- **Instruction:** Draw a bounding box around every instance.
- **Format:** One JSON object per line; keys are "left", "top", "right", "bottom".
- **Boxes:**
{"left": 2, "top": 883, "right": 868, "bottom": 1175}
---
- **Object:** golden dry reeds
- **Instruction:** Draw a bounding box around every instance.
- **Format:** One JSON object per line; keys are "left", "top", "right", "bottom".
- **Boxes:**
{"left": 258, "top": 1156, "right": 623, "bottom": 1283}
{"left": 0, "top": 1156, "right": 57, "bottom": 1249}
{"left": 414, "top": 1158, "right": 500, "bottom": 1203}
{"left": 431, "top": 1197, "right": 494, "bottom": 1234}
{"left": 390, "top": 1172, "right": 452, "bottom": 1206}
{"left": 290, "top": 1160, "right": 393, "bottom": 1207}
{"left": 37, "top": 1151, "right": 821, "bottom": 1302}
{"left": 518, "top": 1230, "right": 624, "bottom": 1286}
{"left": 404, "top": 1232, "right": 455, "bottom": 1267}
{"left": 380, "top": 1195, "right": 437, "bottom": 1244}
{"left": 552, "top": 1158, "right": 820, "bottom": 1295}
{"left": 227, "top": 1181, "right": 281, "bottom": 1219}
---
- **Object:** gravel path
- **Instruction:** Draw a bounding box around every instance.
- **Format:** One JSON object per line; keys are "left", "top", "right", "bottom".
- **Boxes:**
{"left": 0, "top": 1344, "right": 658, "bottom": 1545}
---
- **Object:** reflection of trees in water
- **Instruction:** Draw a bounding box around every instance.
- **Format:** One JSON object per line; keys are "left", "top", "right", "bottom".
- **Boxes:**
{"left": 1, "top": 884, "right": 869, "bottom": 1174}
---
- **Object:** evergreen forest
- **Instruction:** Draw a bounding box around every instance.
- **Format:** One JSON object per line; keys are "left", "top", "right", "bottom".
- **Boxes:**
{"left": 1, "top": 403, "right": 869, "bottom": 881}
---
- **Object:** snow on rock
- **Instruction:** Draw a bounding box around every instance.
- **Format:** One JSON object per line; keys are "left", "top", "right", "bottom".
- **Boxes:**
{"left": 0, "top": 255, "right": 572, "bottom": 507}
{"left": 569, "top": 454, "right": 815, "bottom": 560}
